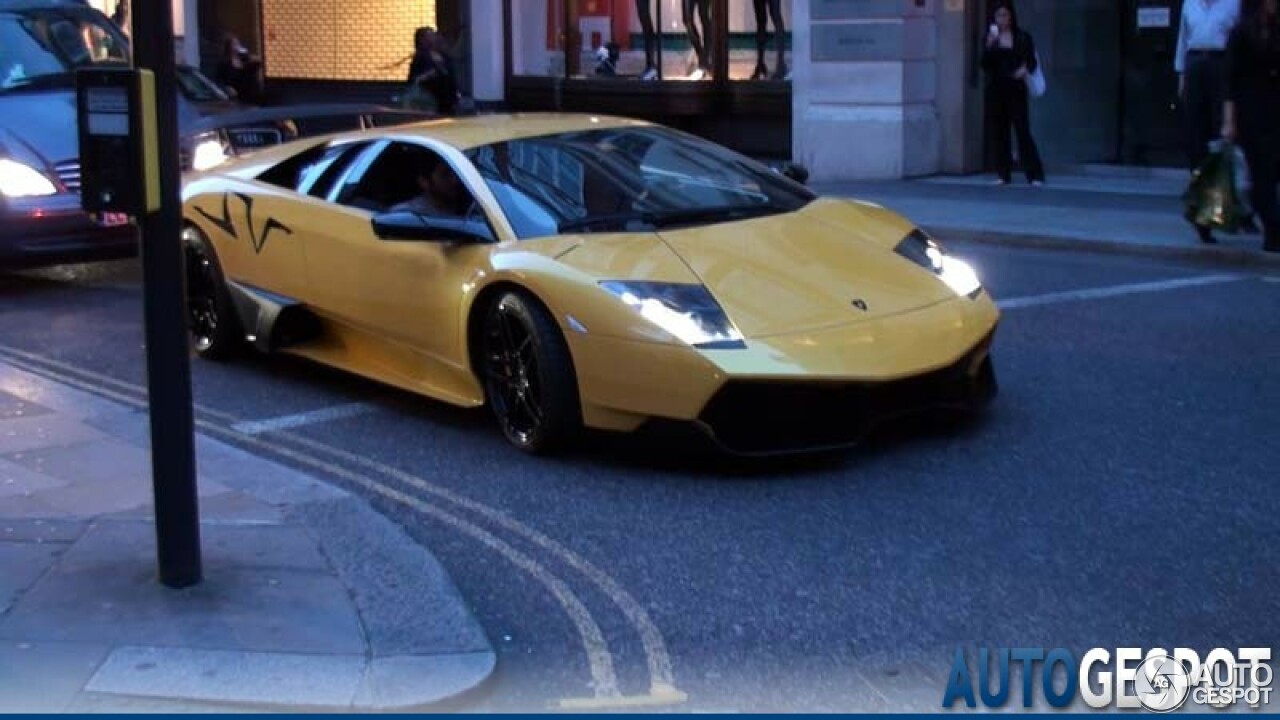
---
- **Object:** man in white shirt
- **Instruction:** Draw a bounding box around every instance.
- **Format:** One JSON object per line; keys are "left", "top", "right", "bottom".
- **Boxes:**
{"left": 1176, "top": 0, "right": 1241, "bottom": 171}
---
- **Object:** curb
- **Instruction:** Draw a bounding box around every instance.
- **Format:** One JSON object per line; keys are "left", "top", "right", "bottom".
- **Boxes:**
{"left": 926, "top": 225, "right": 1280, "bottom": 269}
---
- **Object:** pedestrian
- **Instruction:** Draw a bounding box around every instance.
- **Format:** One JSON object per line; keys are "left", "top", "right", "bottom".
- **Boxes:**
{"left": 982, "top": 1, "right": 1045, "bottom": 187}
{"left": 110, "top": 0, "right": 128, "bottom": 33}
{"left": 403, "top": 27, "right": 458, "bottom": 115}
{"left": 1177, "top": 0, "right": 1241, "bottom": 173}
{"left": 1223, "top": 0, "right": 1280, "bottom": 252}
{"left": 215, "top": 32, "right": 263, "bottom": 103}
{"left": 1177, "top": 0, "right": 1253, "bottom": 242}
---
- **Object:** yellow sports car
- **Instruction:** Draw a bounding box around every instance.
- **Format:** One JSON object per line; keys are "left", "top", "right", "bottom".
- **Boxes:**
{"left": 181, "top": 113, "right": 998, "bottom": 455}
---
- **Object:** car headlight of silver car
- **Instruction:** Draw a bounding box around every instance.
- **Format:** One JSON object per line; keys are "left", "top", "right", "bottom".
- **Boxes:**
{"left": 0, "top": 158, "right": 57, "bottom": 197}
{"left": 189, "top": 131, "right": 232, "bottom": 171}
{"left": 894, "top": 228, "right": 982, "bottom": 298}
{"left": 599, "top": 281, "right": 746, "bottom": 349}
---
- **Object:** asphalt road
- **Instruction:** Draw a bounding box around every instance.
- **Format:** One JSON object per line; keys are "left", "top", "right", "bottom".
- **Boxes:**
{"left": 2, "top": 244, "right": 1277, "bottom": 712}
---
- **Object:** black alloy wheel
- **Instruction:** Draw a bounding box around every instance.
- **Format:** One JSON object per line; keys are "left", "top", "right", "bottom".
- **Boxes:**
{"left": 480, "top": 291, "right": 581, "bottom": 454}
{"left": 182, "top": 226, "right": 241, "bottom": 360}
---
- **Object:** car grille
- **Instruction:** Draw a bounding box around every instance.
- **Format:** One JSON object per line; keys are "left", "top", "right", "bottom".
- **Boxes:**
{"left": 54, "top": 160, "right": 81, "bottom": 193}
{"left": 225, "top": 126, "right": 283, "bottom": 150}
{"left": 696, "top": 334, "right": 997, "bottom": 455}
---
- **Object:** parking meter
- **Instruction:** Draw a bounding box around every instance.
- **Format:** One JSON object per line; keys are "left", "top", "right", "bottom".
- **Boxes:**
{"left": 76, "top": 67, "right": 160, "bottom": 215}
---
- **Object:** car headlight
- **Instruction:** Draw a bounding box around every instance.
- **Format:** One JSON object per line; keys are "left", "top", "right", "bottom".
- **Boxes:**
{"left": 190, "top": 133, "right": 231, "bottom": 171}
{"left": 599, "top": 281, "right": 745, "bottom": 349}
{"left": 894, "top": 228, "right": 982, "bottom": 298}
{"left": 0, "top": 158, "right": 57, "bottom": 197}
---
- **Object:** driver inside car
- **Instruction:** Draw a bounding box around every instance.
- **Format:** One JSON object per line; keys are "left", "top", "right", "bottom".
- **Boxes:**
{"left": 390, "top": 158, "right": 470, "bottom": 217}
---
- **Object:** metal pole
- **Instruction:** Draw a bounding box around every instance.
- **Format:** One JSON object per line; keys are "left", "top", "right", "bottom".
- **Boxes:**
{"left": 132, "top": 0, "right": 202, "bottom": 588}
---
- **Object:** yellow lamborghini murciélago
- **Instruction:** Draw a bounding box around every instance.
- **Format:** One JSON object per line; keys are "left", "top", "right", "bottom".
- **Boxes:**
{"left": 181, "top": 113, "right": 998, "bottom": 455}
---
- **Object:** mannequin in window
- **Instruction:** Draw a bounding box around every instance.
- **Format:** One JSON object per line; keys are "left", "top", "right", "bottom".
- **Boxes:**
{"left": 751, "top": 0, "right": 788, "bottom": 80}
{"left": 683, "top": 0, "right": 712, "bottom": 80}
{"left": 635, "top": 0, "right": 659, "bottom": 81}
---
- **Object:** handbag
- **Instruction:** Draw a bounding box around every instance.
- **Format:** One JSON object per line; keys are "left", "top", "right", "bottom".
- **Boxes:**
{"left": 1025, "top": 51, "right": 1046, "bottom": 97}
{"left": 1182, "top": 141, "right": 1250, "bottom": 232}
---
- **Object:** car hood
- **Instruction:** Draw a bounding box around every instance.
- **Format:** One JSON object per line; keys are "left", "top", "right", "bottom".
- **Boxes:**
{"left": 0, "top": 90, "right": 80, "bottom": 164}
{"left": 548, "top": 197, "right": 956, "bottom": 340}
{"left": 654, "top": 198, "right": 955, "bottom": 338}
{"left": 0, "top": 88, "right": 212, "bottom": 167}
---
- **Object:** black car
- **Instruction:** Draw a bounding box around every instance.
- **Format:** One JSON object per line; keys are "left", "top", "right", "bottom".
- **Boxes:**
{"left": 0, "top": 0, "right": 430, "bottom": 269}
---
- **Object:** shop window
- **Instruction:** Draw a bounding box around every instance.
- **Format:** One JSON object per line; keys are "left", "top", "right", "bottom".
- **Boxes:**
{"left": 261, "top": 0, "right": 437, "bottom": 81}
{"left": 509, "top": 0, "right": 791, "bottom": 82}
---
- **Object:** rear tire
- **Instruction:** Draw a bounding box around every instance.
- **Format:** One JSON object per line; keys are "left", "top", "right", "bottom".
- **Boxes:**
{"left": 183, "top": 225, "right": 242, "bottom": 361}
{"left": 479, "top": 291, "right": 581, "bottom": 454}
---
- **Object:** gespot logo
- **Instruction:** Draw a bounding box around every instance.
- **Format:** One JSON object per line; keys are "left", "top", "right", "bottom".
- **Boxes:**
{"left": 941, "top": 646, "right": 1274, "bottom": 711}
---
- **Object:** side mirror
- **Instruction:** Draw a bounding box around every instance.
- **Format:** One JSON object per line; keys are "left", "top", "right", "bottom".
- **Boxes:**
{"left": 372, "top": 211, "right": 494, "bottom": 243}
{"left": 778, "top": 162, "right": 809, "bottom": 185}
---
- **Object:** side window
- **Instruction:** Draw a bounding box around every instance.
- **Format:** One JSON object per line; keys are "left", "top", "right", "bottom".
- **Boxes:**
{"left": 335, "top": 141, "right": 476, "bottom": 217}
{"left": 297, "top": 141, "right": 371, "bottom": 198}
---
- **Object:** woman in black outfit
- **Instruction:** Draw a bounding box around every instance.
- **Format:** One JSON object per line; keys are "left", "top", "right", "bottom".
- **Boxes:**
{"left": 1223, "top": 0, "right": 1280, "bottom": 251}
{"left": 982, "top": 1, "right": 1045, "bottom": 186}
{"left": 406, "top": 27, "right": 458, "bottom": 115}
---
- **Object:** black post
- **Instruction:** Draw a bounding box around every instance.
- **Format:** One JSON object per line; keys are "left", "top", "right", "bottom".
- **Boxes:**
{"left": 132, "top": 1, "right": 202, "bottom": 588}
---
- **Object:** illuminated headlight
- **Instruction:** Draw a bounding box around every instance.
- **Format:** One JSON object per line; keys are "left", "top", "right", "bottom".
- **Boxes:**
{"left": 895, "top": 228, "right": 982, "bottom": 298}
{"left": 190, "top": 134, "right": 230, "bottom": 171}
{"left": 0, "top": 158, "right": 57, "bottom": 197}
{"left": 599, "top": 281, "right": 745, "bottom": 349}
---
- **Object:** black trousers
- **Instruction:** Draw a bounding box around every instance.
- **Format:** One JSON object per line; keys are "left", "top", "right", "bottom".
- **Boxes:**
{"left": 987, "top": 81, "right": 1045, "bottom": 183}
{"left": 683, "top": 0, "right": 711, "bottom": 71}
{"left": 1183, "top": 51, "right": 1227, "bottom": 171}
{"left": 635, "top": 0, "right": 657, "bottom": 70}
{"left": 752, "top": 0, "right": 784, "bottom": 69}
{"left": 1242, "top": 134, "right": 1280, "bottom": 247}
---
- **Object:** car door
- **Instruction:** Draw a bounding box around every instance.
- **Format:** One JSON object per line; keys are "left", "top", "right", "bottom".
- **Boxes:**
{"left": 300, "top": 140, "right": 491, "bottom": 383}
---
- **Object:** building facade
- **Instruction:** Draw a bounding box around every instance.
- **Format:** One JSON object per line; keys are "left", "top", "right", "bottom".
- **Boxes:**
{"left": 183, "top": 0, "right": 1191, "bottom": 182}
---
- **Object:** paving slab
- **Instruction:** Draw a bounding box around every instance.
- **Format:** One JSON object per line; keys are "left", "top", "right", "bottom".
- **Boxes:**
{"left": 0, "top": 456, "right": 70, "bottom": 498}
{"left": 0, "top": 414, "right": 105, "bottom": 455}
{"left": 0, "top": 641, "right": 113, "bottom": 713}
{"left": 191, "top": 434, "right": 348, "bottom": 507}
{"left": 113, "top": 490, "right": 287, "bottom": 526}
{"left": 85, "top": 646, "right": 366, "bottom": 708}
{"left": 0, "top": 542, "right": 62, "bottom": 614}
{"left": 0, "top": 390, "right": 52, "bottom": 420}
{"left": 0, "top": 520, "right": 365, "bottom": 655}
{"left": 0, "top": 517, "right": 88, "bottom": 543}
{"left": 5, "top": 438, "right": 152, "bottom": 487}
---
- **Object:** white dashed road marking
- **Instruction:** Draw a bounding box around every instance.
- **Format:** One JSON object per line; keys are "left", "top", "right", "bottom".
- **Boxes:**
{"left": 230, "top": 402, "right": 374, "bottom": 435}
{"left": 996, "top": 274, "right": 1246, "bottom": 310}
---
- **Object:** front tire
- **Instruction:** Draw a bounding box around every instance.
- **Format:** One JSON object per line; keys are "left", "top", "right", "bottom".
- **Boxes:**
{"left": 182, "top": 225, "right": 242, "bottom": 361}
{"left": 480, "top": 291, "right": 581, "bottom": 454}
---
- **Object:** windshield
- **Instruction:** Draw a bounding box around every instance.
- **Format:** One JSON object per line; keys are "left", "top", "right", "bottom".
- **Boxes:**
{"left": 175, "top": 65, "right": 230, "bottom": 102}
{"left": 0, "top": 8, "right": 129, "bottom": 91}
{"left": 465, "top": 126, "right": 816, "bottom": 239}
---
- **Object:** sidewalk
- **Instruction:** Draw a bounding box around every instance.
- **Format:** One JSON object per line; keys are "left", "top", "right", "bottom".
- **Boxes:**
{"left": 814, "top": 170, "right": 1280, "bottom": 267}
{"left": 0, "top": 360, "right": 495, "bottom": 712}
